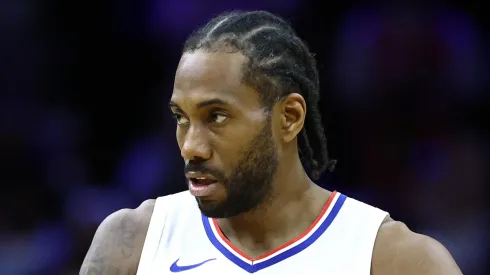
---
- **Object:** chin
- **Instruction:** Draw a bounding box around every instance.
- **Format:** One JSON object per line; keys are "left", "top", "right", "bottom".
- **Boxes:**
{"left": 198, "top": 200, "right": 244, "bottom": 219}
{"left": 196, "top": 198, "right": 224, "bottom": 217}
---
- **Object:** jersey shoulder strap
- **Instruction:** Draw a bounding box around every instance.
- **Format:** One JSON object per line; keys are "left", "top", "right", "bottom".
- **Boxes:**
{"left": 136, "top": 191, "right": 192, "bottom": 274}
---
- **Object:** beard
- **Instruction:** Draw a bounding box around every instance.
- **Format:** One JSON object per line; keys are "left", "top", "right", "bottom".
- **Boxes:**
{"left": 185, "top": 117, "right": 278, "bottom": 218}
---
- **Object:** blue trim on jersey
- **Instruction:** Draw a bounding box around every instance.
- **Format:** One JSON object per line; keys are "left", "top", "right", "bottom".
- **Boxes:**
{"left": 201, "top": 194, "right": 347, "bottom": 273}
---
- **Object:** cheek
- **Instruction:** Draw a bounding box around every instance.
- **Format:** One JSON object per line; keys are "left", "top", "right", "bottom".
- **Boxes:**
{"left": 271, "top": 114, "right": 283, "bottom": 144}
{"left": 176, "top": 127, "right": 184, "bottom": 149}
{"left": 211, "top": 135, "right": 244, "bottom": 169}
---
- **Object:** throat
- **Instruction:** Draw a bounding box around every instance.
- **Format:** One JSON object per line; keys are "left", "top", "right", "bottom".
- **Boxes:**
{"left": 215, "top": 218, "right": 293, "bottom": 259}
{"left": 214, "top": 188, "right": 332, "bottom": 259}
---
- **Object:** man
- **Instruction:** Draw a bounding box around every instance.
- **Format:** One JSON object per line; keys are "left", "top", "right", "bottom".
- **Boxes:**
{"left": 80, "top": 10, "right": 462, "bottom": 275}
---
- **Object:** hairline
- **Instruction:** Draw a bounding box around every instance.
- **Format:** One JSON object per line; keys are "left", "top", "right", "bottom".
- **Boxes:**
{"left": 183, "top": 47, "right": 285, "bottom": 110}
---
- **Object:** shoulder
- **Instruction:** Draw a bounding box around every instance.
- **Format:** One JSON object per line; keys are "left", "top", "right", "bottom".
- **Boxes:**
{"left": 371, "top": 218, "right": 462, "bottom": 275}
{"left": 80, "top": 199, "right": 156, "bottom": 275}
{"left": 101, "top": 199, "right": 156, "bottom": 236}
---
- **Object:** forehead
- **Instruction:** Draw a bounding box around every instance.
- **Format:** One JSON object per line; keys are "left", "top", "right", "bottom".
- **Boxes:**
{"left": 172, "top": 51, "right": 260, "bottom": 109}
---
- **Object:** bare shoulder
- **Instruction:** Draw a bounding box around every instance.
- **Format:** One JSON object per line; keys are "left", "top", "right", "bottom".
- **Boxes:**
{"left": 79, "top": 199, "right": 156, "bottom": 275}
{"left": 371, "top": 217, "right": 462, "bottom": 275}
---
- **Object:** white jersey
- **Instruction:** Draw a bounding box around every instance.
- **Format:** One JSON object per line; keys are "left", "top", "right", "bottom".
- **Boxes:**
{"left": 136, "top": 191, "right": 388, "bottom": 275}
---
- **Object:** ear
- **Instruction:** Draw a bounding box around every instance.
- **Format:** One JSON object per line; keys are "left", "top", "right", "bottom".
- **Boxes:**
{"left": 280, "top": 93, "right": 306, "bottom": 143}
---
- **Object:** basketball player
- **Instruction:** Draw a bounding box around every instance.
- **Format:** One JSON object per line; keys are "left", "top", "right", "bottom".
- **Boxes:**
{"left": 80, "top": 11, "right": 462, "bottom": 275}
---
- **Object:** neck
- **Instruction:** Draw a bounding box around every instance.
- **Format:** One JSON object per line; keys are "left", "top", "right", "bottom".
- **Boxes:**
{"left": 215, "top": 152, "right": 331, "bottom": 256}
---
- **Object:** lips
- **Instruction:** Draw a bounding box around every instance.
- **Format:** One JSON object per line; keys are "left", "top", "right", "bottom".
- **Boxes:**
{"left": 189, "top": 177, "right": 218, "bottom": 186}
{"left": 188, "top": 178, "right": 219, "bottom": 197}
{"left": 185, "top": 172, "right": 218, "bottom": 185}
{"left": 186, "top": 172, "right": 219, "bottom": 197}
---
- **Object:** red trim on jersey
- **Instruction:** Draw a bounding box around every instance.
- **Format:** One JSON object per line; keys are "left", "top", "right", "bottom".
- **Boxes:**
{"left": 211, "top": 190, "right": 338, "bottom": 262}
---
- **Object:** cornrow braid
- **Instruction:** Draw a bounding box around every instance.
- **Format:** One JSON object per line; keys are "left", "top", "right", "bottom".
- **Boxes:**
{"left": 183, "top": 10, "right": 336, "bottom": 179}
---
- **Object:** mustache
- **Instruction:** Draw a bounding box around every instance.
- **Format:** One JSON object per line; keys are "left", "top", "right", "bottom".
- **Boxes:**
{"left": 184, "top": 163, "right": 225, "bottom": 180}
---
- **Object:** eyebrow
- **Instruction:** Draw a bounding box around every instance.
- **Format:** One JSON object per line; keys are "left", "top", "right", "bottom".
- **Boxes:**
{"left": 168, "top": 98, "right": 230, "bottom": 110}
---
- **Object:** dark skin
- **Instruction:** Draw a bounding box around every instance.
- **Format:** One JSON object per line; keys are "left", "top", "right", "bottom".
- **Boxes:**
{"left": 80, "top": 50, "right": 462, "bottom": 274}
{"left": 79, "top": 199, "right": 154, "bottom": 275}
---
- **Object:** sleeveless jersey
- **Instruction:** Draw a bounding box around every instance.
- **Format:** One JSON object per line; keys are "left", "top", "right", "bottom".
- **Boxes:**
{"left": 136, "top": 191, "right": 388, "bottom": 275}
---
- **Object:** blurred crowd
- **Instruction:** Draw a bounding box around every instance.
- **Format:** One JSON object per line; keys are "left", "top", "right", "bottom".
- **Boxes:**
{"left": 0, "top": 1, "right": 488, "bottom": 274}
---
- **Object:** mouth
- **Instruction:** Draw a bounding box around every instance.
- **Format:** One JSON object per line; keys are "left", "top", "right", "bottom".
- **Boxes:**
{"left": 189, "top": 176, "right": 218, "bottom": 186}
{"left": 187, "top": 175, "right": 220, "bottom": 197}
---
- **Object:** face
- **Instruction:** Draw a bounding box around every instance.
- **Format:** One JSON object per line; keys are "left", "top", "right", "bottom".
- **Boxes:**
{"left": 170, "top": 50, "right": 279, "bottom": 218}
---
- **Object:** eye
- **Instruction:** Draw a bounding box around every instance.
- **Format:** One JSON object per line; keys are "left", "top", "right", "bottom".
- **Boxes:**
{"left": 172, "top": 113, "right": 189, "bottom": 125}
{"left": 211, "top": 112, "right": 228, "bottom": 124}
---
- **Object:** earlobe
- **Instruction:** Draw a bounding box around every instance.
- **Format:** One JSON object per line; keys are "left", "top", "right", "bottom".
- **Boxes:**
{"left": 281, "top": 93, "right": 306, "bottom": 143}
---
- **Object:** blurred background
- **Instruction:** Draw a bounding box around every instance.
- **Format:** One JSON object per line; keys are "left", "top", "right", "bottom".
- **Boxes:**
{"left": 0, "top": 0, "right": 488, "bottom": 274}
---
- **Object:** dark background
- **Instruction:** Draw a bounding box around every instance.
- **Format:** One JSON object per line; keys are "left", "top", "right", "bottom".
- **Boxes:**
{"left": 0, "top": 0, "right": 488, "bottom": 274}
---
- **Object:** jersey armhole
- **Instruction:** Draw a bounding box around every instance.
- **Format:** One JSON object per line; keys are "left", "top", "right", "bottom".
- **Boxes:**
{"left": 368, "top": 210, "right": 389, "bottom": 275}
{"left": 136, "top": 196, "right": 172, "bottom": 275}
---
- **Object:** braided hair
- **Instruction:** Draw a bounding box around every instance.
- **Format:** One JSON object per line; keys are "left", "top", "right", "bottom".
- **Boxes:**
{"left": 182, "top": 10, "right": 336, "bottom": 179}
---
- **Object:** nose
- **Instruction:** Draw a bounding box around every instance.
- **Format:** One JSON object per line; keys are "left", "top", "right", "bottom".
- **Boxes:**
{"left": 180, "top": 125, "right": 212, "bottom": 162}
